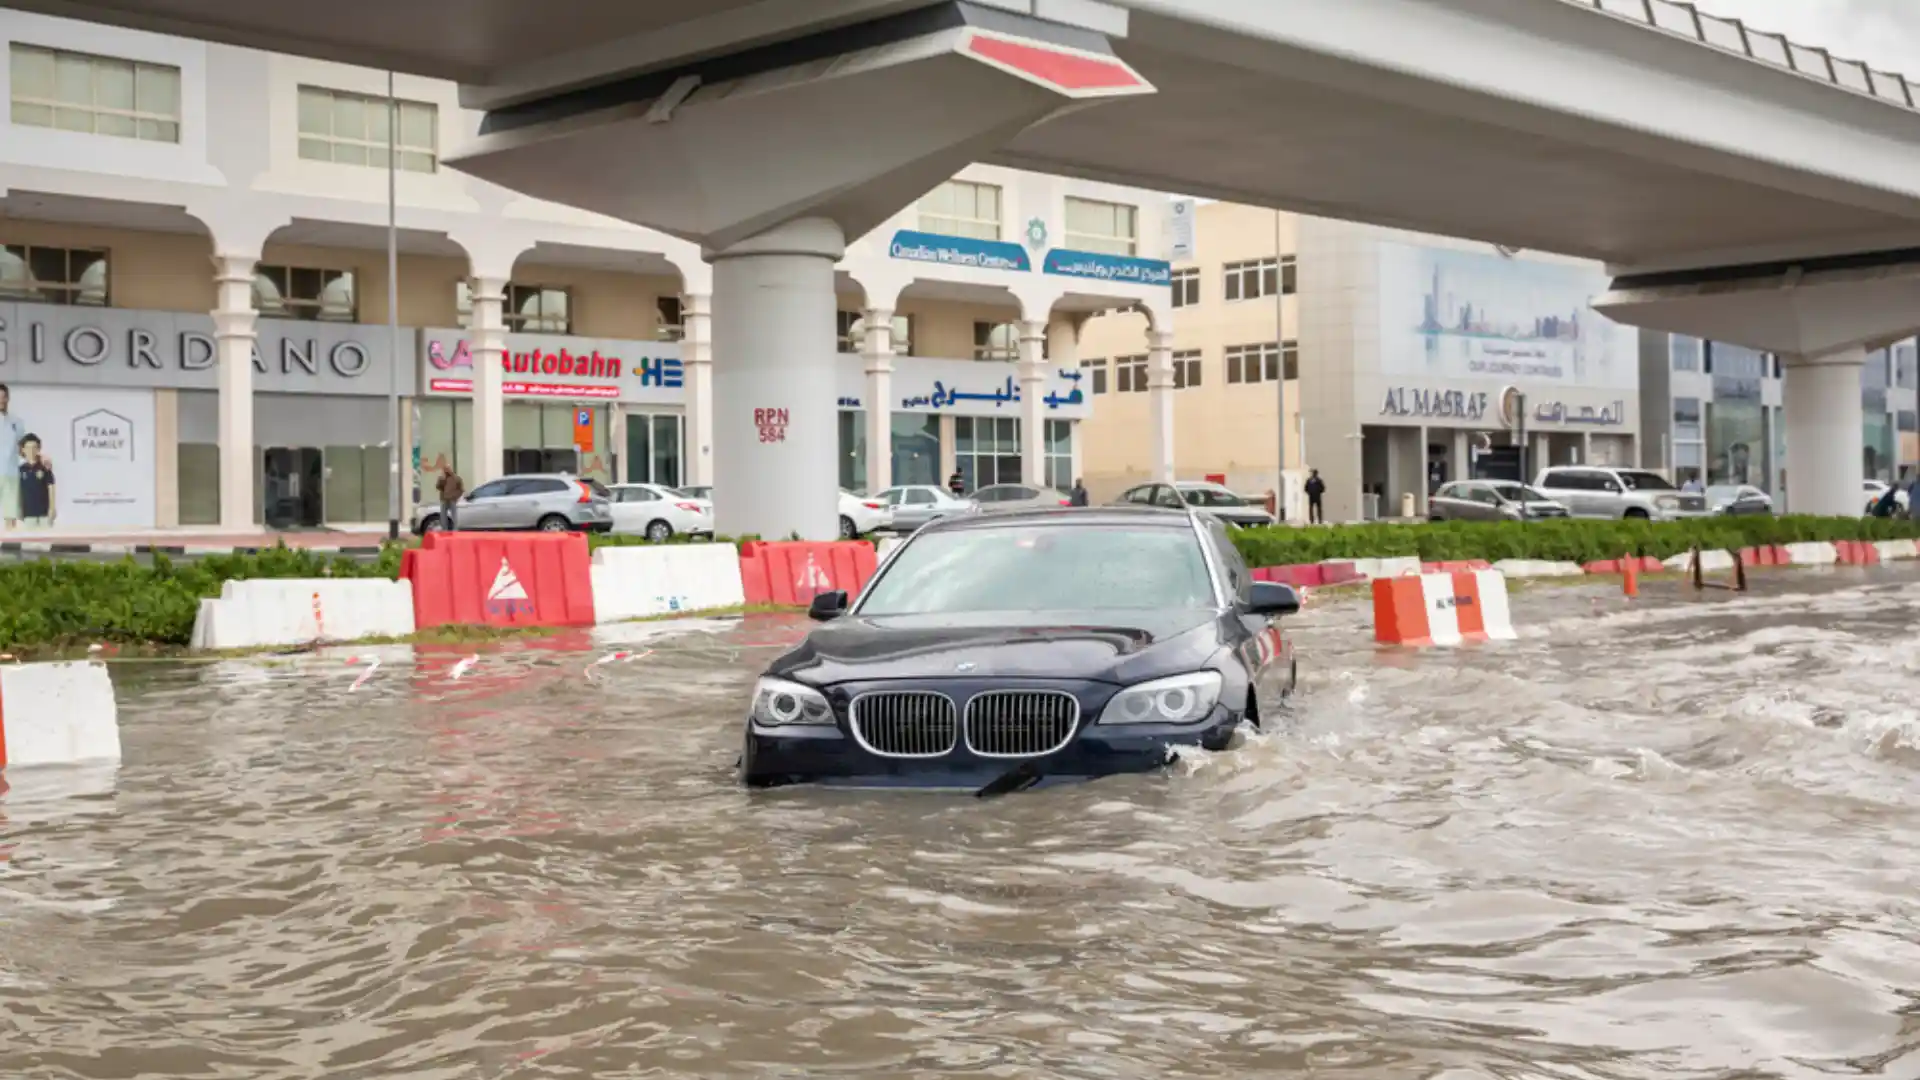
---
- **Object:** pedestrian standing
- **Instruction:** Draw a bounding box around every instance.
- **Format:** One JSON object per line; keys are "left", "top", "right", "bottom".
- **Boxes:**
{"left": 436, "top": 464, "right": 465, "bottom": 531}
{"left": 1304, "top": 468, "right": 1326, "bottom": 525}
{"left": 948, "top": 470, "right": 966, "bottom": 498}
{"left": 1069, "top": 478, "right": 1089, "bottom": 507}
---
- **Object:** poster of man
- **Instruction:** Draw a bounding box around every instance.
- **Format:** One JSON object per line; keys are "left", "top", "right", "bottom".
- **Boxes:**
{"left": 0, "top": 382, "right": 28, "bottom": 528}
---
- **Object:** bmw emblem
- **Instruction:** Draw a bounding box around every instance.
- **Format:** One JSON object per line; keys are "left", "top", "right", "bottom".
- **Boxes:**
{"left": 955, "top": 662, "right": 977, "bottom": 673}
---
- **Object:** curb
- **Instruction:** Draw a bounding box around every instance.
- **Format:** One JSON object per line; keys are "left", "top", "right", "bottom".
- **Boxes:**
{"left": 1, "top": 542, "right": 388, "bottom": 557}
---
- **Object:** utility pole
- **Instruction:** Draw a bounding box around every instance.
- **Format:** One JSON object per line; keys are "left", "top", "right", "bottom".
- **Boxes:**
{"left": 1273, "top": 209, "right": 1287, "bottom": 522}
{"left": 385, "top": 70, "right": 401, "bottom": 542}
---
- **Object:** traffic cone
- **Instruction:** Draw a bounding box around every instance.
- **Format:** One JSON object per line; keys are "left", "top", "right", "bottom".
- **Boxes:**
{"left": 1622, "top": 553, "right": 1639, "bottom": 599}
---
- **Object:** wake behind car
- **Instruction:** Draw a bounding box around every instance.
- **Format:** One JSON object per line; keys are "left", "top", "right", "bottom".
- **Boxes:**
{"left": 740, "top": 507, "right": 1301, "bottom": 791}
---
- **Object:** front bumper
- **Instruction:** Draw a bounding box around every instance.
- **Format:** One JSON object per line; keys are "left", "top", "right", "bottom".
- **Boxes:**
{"left": 741, "top": 680, "right": 1240, "bottom": 789}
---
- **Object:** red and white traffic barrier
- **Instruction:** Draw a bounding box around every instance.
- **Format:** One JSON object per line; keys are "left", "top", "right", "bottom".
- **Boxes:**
{"left": 1371, "top": 570, "right": 1516, "bottom": 647}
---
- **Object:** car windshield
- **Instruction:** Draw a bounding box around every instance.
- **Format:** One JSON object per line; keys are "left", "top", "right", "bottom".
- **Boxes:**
{"left": 1617, "top": 471, "right": 1676, "bottom": 491}
{"left": 1491, "top": 484, "right": 1549, "bottom": 501}
{"left": 1706, "top": 485, "right": 1743, "bottom": 503}
{"left": 857, "top": 524, "right": 1216, "bottom": 615}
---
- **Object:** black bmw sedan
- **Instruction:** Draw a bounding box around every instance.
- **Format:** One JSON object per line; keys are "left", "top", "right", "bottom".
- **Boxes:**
{"left": 740, "top": 506, "right": 1301, "bottom": 791}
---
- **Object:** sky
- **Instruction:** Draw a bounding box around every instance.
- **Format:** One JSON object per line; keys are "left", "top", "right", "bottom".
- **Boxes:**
{"left": 1690, "top": 0, "right": 1920, "bottom": 74}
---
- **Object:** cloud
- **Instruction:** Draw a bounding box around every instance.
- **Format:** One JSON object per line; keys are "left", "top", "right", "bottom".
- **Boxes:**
{"left": 1691, "top": 0, "right": 1920, "bottom": 74}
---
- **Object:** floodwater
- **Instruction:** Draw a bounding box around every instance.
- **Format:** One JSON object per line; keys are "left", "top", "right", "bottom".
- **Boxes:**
{"left": 3, "top": 568, "right": 1918, "bottom": 1080}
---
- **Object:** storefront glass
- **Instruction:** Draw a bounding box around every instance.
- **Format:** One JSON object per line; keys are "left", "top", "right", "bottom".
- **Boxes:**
{"left": 414, "top": 399, "right": 612, "bottom": 493}
{"left": 1863, "top": 350, "right": 1893, "bottom": 483}
{"left": 891, "top": 414, "right": 940, "bottom": 487}
{"left": 955, "top": 416, "right": 1020, "bottom": 492}
{"left": 1046, "top": 419, "right": 1073, "bottom": 491}
{"left": 1708, "top": 343, "right": 1766, "bottom": 487}
{"left": 624, "top": 412, "right": 683, "bottom": 488}
{"left": 838, "top": 410, "right": 868, "bottom": 492}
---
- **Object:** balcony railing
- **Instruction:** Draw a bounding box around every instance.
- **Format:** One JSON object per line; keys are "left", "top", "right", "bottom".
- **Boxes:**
{"left": 1566, "top": 0, "right": 1918, "bottom": 111}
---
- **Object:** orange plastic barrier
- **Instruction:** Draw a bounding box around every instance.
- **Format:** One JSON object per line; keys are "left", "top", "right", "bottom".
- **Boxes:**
{"left": 1372, "top": 570, "right": 1514, "bottom": 647}
{"left": 1836, "top": 539, "right": 1881, "bottom": 566}
{"left": 1580, "top": 555, "right": 1663, "bottom": 575}
{"left": 738, "top": 541, "right": 879, "bottom": 606}
{"left": 399, "top": 531, "right": 596, "bottom": 629}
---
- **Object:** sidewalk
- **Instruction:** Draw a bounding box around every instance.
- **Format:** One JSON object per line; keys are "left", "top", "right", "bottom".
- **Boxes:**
{"left": 0, "top": 527, "right": 397, "bottom": 556}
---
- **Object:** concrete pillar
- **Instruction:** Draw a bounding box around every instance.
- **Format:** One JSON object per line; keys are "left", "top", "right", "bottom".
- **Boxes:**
{"left": 863, "top": 307, "right": 895, "bottom": 494}
{"left": 1017, "top": 318, "right": 1048, "bottom": 487}
{"left": 682, "top": 292, "right": 714, "bottom": 486}
{"left": 610, "top": 408, "right": 629, "bottom": 484}
{"left": 710, "top": 217, "right": 845, "bottom": 539}
{"left": 1046, "top": 314, "right": 1080, "bottom": 367}
{"left": 212, "top": 253, "right": 256, "bottom": 531}
{"left": 468, "top": 275, "right": 508, "bottom": 485}
{"left": 1782, "top": 347, "right": 1867, "bottom": 516}
{"left": 1147, "top": 329, "right": 1176, "bottom": 482}
{"left": 939, "top": 414, "right": 957, "bottom": 483}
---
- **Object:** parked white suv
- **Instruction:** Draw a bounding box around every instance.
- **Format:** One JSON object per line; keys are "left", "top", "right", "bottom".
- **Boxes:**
{"left": 1531, "top": 466, "right": 1711, "bottom": 521}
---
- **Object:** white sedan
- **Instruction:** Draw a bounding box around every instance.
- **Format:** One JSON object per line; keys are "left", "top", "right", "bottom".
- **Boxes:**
{"left": 841, "top": 489, "right": 894, "bottom": 538}
{"left": 609, "top": 483, "right": 714, "bottom": 541}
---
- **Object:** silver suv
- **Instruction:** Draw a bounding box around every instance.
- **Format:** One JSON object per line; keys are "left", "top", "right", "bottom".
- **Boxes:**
{"left": 413, "top": 473, "right": 614, "bottom": 534}
{"left": 1531, "top": 466, "right": 1709, "bottom": 521}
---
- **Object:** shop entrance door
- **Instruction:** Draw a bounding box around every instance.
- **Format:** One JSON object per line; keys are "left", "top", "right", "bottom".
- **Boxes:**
{"left": 262, "top": 447, "right": 324, "bottom": 529}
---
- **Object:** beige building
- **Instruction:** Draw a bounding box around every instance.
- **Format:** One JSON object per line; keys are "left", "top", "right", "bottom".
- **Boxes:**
{"left": 1082, "top": 203, "right": 1642, "bottom": 522}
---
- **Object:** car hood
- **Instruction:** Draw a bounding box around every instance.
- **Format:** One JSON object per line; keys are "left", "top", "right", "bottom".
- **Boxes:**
{"left": 770, "top": 609, "right": 1225, "bottom": 685}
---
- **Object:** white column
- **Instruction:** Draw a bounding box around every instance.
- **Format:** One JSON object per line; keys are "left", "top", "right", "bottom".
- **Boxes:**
{"left": 710, "top": 217, "right": 845, "bottom": 540}
{"left": 863, "top": 308, "right": 894, "bottom": 494}
{"left": 1046, "top": 314, "right": 1080, "bottom": 367}
{"left": 1147, "top": 329, "right": 1177, "bottom": 482}
{"left": 212, "top": 253, "right": 257, "bottom": 530}
{"left": 1017, "top": 318, "right": 1048, "bottom": 487}
{"left": 1782, "top": 347, "right": 1867, "bottom": 516}
{"left": 682, "top": 292, "right": 714, "bottom": 486}
{"left": 468, "top": 275, "right": 508, "bottom": 485}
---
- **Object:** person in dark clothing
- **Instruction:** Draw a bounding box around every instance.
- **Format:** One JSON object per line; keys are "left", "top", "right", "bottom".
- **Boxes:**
{"left": 436, "top": 465, "right": 465, "bottom": 531}
{"left": 948, "top": 471, "right": 966, "bottom": 497}
{"left": 16, "top": 433, "right": 54, "bottom": 528}
{"left": 1871, "top": 484, "right": 1901, "bottom": 518}
{"left": 1069, "top": 479, "right": 1089, "bottom": 507}
{"left": 1304, "top": 468, "right": 1326, "bottom": 525}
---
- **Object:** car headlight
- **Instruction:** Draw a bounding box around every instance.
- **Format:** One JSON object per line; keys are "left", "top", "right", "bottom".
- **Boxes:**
{"left": 1655, "top": 495, "right": 1680, "bottom": 510}
{"left": 750, "top": 676, "right": 834, "bottom": 727}
{"left": 1098, "top": 671, "right": 1223, "bottom": 725}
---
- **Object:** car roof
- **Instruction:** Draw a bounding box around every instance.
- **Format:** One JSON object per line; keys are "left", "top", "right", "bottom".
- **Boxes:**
{"left": 920, "top": 505, "right": 1193, "bottom": 534}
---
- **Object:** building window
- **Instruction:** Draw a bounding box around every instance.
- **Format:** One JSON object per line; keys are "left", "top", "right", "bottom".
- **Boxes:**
{"left": 1064, "top": 197, "right": 1138, "bottom": 256}
{"left": 1673, "top": 396, "right": 1703, "bottom": 440}
{"left": 1225, "top": 342, "right": 1280, "bottom": 384}
{"left": 1223, "top": 257, "right": 1296, "bottom": 302}
{"left": 838, "top": 310, "right": 914, "bottom": 355}
{"left": 655, "top": 296, "right": 684, "bottom": 342}
{"left": 458, "top": 282, "right": 572, "bottom": 334}
{"left": 0, "top": 244, "right": 108, "bottom": 305}
{"left": 8, "top": 43, "right": 181, "bottom": 143}
{"left": 1671, "top": 335, "right": 1702, "bottom": 372}
{"left": 253, "top": 265, "right": 356, "bottom": 322}
{"left": 919, "top": 180, "right": 1002, "bottom": 241}
{"left": 1172, "top": 349, "right": 1202, "bottom": 389}
{"left": 296, "top": 85, "right": 438, "bottom": 172}
{"left": 1045, "top": 419, "right": 1074, "bottom": 491}
{"left": 1170, "top": 267, "right": 1200, "bottom": 308}
{"left": 1114, "top": 354, "right": 1148, "bottom": 393}
{"left": 955, "top": 416, "right": 1021, "bottom": 492}
{"left": 1081, "top": 358, "right": 1108, "bottom": 395}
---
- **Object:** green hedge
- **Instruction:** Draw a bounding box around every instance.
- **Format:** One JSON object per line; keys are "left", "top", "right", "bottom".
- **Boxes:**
{"left": 3, "top": 516, "right": 1917, "bottom": 651}
{"left": 1229, "top": 515, "right": 1920, "bottom": 568}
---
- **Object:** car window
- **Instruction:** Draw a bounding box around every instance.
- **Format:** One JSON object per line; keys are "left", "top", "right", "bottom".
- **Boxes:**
{"left": 905, "top": 489, "right": 937, "bottom": 506}
{"left": 1436, "top": 483, "right": 1464, "bottom": 500}
{"left": 1202, "top": 516, "right": 1247, "bottom": 604}
{"left": 1617, "top": 471, "right": 1675, "bottom": 492}
{"left": 1540, "top": 471, "right": 1585, "bottom": 491}
{"left": 974, "top": 487, "right": 1005, "bottom": 504}
{"left": 1471, "top": 486, "right": 1505, "bottom": 505}
{"left": 875, "top": 488, "right": 904, "bottom": 506}
{"left": 1122, "top": 486, "right": 1154, "bottom": 505}
{"left": 467, "top": 480, "right": 512, "bottom": 500}
{"left": 512, "top": 478, "right": 571, "bottom": 496}
{"left": 584, "top": 479, "right": 611, "bottom": 497}
{"left": 858, "top": 524, "right": 1215, "bottom": 615}
{"left": 1152, "top": 485, "right": 1185, "bottom": 509}
{"left": 621, "top": 487, "right": 659, "bottom": 503}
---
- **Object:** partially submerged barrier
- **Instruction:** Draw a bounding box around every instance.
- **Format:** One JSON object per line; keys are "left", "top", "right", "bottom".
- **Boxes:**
{"left": 1372, "top": 570, "right": 1516, "bottom": 647}
{"left": 738, "top": 541, "right": 878, "bottom": 606}
{"left": 401, "top": 532, "right": 596, "bottom": 629}
{"left": 0, "top": 661, "right": 120, "bottom": 768}
{"left": 190, "top": 578, "right": 415, "bottom": 650}
{"left": 591, "top": 543, "right": 746, "bottom": 623}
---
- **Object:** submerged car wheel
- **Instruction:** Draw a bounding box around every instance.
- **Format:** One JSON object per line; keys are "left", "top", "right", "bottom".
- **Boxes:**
{"left": 839, "top": 515, "right": 857, "bottom": 539}
{"left": 646, "top": 519, "right": 674, "bottom": 542}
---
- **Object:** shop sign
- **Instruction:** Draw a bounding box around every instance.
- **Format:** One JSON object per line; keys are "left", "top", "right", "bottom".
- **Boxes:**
{"left": 1533, "top": 400, "right": 1626, "bottom": 426}
{"left": 1041, "top": 248, "right": 1173, "bottom": 286}
{"left": 0, "top": 301, "right": 413, "bottom": 396}
{"left": 754, "top": 407, "right": 790, "bottom": 443}
{"left": 1380, "top": 386, "right": 1490, "bottom": 421}
{"left": 888, "top": 230, "right": 1032, "bottom": 273}
{"left": 419, "top": 329, "right": 682, "bottom": 403}
{"left": 886, "top": 363, "right": 1089, "bottom": 416}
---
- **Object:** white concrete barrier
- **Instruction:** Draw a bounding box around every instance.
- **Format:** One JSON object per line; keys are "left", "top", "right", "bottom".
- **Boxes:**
{"left": 1491, "top": 559, "right": 1587, "bottom": 579}
{"left": 1344, "top": 556, "right": 1424, "bottom": 579}
{"left": 875, "top": 537, "right": 904, "bottom": 561}
{"left": 1873, "top": 539, "right": 1919, "bottom": 561}
{"left": 1783, "top": 542, "right": 1839, "bottom": 566}
{"left": 591, "top": 543, "right": 747, "bottom": 624}
{"left": 0, "top": 661, "right": 120, "bottom": 767}
{"left": 1662, "top": 549, "right": 1737, "bottom": 573}
{"left": 190, "top": 578, "right": 416, "bottom": 650}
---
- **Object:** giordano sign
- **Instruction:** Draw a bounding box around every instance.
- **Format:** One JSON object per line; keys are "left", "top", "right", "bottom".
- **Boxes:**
{"left": 0, "top": 301, "right": 416, "bottom": 396}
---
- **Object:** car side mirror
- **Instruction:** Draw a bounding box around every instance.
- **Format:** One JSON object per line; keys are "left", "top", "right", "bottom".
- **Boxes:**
{"left": 808, "top": 590, "right": 849, "bottom": 622}
{"left": 1247, "top": 581, "right": 1300, "bottom": 617}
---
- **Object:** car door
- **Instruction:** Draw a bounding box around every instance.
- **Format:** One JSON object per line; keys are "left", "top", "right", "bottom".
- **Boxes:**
{"left": 1430, "top": 483, "right": 1466, "bottom": 521}
{"left": 457, "top": 479, "right": 514, "bottom": 529}
{"left": 902, "top": 487, "right": 941, "bottom": 528}
{"left": 496, "top": 478, "right": 560, "bottom": 529}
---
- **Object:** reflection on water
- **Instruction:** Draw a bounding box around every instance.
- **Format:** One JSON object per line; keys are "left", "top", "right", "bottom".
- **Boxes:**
{"left": 3, "top": 573, "right": 1918, "bottom": 1078}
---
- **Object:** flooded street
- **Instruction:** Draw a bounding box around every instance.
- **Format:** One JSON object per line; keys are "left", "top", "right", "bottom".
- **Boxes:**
{"left": 3, "top": 569, "right": 1918, "bottom": 1079}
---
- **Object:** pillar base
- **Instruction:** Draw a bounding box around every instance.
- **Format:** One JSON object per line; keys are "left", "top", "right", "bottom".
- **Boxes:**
{"left": 709, "top": 218, "right": 847, "bottom": 541}
{"left": 1781, "top": 348, "right": 1866, "bottom": 517}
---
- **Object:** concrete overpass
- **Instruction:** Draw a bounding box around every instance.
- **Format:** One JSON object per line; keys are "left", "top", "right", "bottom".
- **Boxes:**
{"left": 12, "top": 0, "right": 1920, "bottom": 528}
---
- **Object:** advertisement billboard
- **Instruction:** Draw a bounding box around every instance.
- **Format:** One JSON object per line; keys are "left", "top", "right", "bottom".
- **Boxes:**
{"left": 0, "top": 383, "right": 155, "bottom": 533}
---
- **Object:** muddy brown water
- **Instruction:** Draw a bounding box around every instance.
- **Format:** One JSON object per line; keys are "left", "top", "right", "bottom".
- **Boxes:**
{"left": 2, "top": 568, "right": 1917, "bottom": 1079}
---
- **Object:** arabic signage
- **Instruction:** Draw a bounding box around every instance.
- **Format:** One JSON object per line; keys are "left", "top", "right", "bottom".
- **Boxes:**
{"left": 1532, "top": 400, "right": 1626, "bottom": 426}
{"left": 1169, "top": 199, "right": 1196, "bottom": 261}
{"left": 1376, "top": 243, "right": 1636, "bottom": 390}
{"left": 832, "top": 356, "right": 1091, "bottom": 419}
{"left": 0, "top": 301, "right": 416, "bottom": 396}
{"left": 1380, "top": 387, "right": 1491, "bottom": 421}
{"left": 1042, "top": 248, "right": 1173, "bottom": 286}
{"left": 418, "top": 329, "right": 683, "bottom": 403}
{"left": 888, "top": 230, "right": 1032, "bottom": 272}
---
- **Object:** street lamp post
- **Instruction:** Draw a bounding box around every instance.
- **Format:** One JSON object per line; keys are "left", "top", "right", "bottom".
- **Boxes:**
{"left": 385, "top": 70, "right": 401, "bottom": 542}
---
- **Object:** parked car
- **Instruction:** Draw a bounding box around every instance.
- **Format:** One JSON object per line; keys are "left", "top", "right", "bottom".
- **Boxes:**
{"left": 609, "top": 483, "right": 713, "bottom": 540}
{"left": 970, "top": 483, "right": 1074, "bottom": 512}
{"left": 1114, "top": 482, "right": 1274, "bottom": 527}
{"left": 1428, "top": 480, "right": 1569, "bottom": 522}
{"left": 1863, "top": 480, "right": 1909, "bottom": 515}
{"left": 874, "top": 484, "right": 976, "bottom": 532}
{"left": 680, "top": 485, "right": 713, "bottom": 501}
{"left": 840, "top": 490, "right": 894, "bottom": 538}
{"left": 1531, "top": 466, "right": 1710, "bottom": 521}
{"left": 1707, "top": 484, "right": 1774, "bottom": 517}
{"left": 740, "top": 506, "right": 1301, "bottom": 790}
{"left": 412, "top": 473, "right": 613, "bottom": 534}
